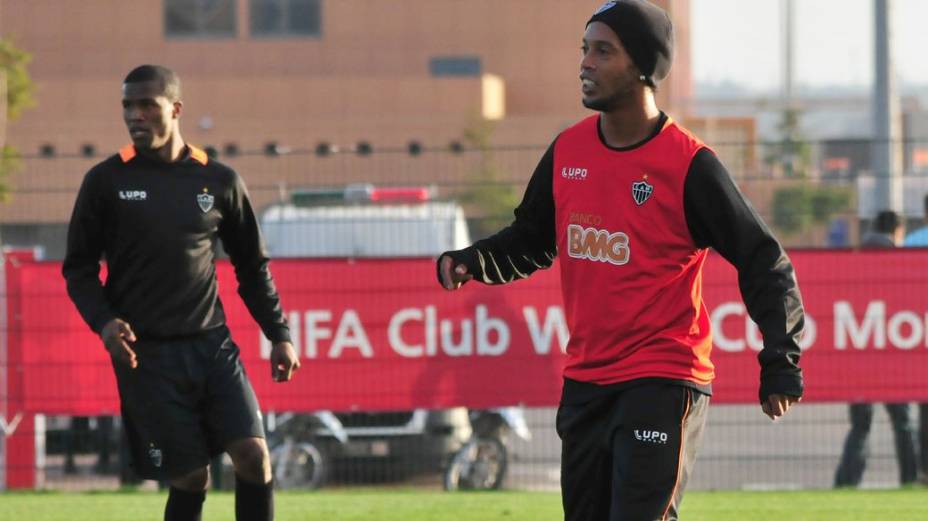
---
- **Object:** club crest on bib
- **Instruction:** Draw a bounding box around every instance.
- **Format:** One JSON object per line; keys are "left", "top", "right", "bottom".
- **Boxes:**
{"left": 197, "top": 187, "right": 214, "bottom": 213}
{"left": 631, "top": 179, "right": 653, "bottom": 206}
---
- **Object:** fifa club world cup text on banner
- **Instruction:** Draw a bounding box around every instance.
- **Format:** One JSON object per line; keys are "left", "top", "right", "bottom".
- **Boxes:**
{"left": 4, "top": 250, "right": 928, "bottom": 415}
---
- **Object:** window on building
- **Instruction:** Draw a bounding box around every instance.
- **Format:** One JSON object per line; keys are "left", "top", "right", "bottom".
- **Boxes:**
{"left": 165, "top": 0, "right": 237, "bottom": 38}
{"left": 429, "top": 56, "right": 482, "bottom": 77}
{"left": 250, "top": 0, "right": 322, "bottom": 37}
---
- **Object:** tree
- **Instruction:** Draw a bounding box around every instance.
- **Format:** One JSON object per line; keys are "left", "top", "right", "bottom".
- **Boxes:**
{"left": 767, "top": 104, "right": 852, "bottom": 238}
{"left": 0, "top": 38, "right": 36, "bottom": 199}
{"left": 771, "top": 184, "right": 853, "bottom": 240}
{"left": 768, "top": 107, "right": 813, "bottom": 180}
{"left": 456, "top": 119, "right": 521, "bottom": 239}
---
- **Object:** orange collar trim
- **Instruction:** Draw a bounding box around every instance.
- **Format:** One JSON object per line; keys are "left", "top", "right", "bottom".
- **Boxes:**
{"left": 188, "top": 145, "right": 209, "bottom": 166}
{"left": 118, "top": 144, "right": 136, "bottom": 163}
{"left": 117, "top": 144, "right": 208, "bottom": 165}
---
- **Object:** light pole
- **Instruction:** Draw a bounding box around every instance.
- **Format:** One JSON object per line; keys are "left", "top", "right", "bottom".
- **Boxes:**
{"left": 871, "top": 0, "right": 903, "bottom": 215}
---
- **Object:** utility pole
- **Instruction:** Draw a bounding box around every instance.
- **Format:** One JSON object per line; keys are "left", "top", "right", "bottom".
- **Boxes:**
{"left": 0, "top": 3, "right": 7, "bottom": 490}
{"left": 0, "top": 0, "right": 5, "bottom": 151}
{"left": 780, "top": 0, "right": 802, "bottom": 178}
{"left": 871, "top": 0, "right": 903, "bottom": 215}
{"left": 0, "top": 69, "right": 7, "bottom": 151}
{"left": 783, "top": 0, "right": 794, "bottom": 107}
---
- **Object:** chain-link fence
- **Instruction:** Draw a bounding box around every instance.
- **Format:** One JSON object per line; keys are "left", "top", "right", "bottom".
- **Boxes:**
{"left": 2, "top": 137, "right": 928, "bottom": 492}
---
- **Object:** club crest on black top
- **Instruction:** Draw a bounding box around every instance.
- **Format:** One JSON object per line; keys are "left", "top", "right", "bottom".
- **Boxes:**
{"left": 197, "top": 188, "right": 215, "bottom": 213}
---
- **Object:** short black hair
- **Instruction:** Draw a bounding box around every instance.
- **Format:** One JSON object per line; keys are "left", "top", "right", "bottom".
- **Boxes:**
{"left": 873, "top": 210, "right": 901, "bottom": 234}
{"left": 123, "top": 65, "right": 181, "bottom": 102}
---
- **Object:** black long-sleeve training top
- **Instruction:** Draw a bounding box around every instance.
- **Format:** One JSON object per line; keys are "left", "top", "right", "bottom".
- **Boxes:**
{"left": 62, "top": 144, "right": 290, "bottom": 343}
{"left": 441, "top": 114, "right": 804, "bottom": 403}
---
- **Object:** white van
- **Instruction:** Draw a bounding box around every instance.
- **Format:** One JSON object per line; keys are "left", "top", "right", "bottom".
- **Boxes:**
{"left": 259, "top": 184, "right": 472, "bottom": 481}
{"left": 262, "top": 185, "right": 470, "bottom": 258}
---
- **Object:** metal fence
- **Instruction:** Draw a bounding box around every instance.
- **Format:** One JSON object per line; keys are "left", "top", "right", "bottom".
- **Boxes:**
{"left": 2, "top": 136, "right": 928, "bottom": 492}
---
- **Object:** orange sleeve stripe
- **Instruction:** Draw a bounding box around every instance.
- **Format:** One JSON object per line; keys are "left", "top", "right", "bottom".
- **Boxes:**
{"left": 188, "top": 145, "right": 209, "bottom": 166}
{"left": 119, "top": 144, "right": 136, "bottom": 163}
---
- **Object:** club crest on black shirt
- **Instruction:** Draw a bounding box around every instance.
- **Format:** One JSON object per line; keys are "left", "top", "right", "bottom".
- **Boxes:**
{"left": 197, "top": 188, "right": 215, "bottom": 213}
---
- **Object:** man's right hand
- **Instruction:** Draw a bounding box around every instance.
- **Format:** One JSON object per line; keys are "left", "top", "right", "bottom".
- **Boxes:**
{"left": 439, "top": 255, "right": 473, "bottom": 290}
{"left": 101, "top": 318, "right": 138, "bottom": 369}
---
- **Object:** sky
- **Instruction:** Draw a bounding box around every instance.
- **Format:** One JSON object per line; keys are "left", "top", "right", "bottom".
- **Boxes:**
{"left": 692, "top": 0, "right": 928, "bottom": 92}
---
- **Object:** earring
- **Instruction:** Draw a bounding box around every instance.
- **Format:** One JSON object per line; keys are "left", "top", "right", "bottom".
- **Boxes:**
{"left": 639, "top": 75, "right": 647, "bottom": 82}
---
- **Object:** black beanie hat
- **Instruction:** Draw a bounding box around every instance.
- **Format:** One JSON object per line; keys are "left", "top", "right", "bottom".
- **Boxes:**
{"left": 587, "top": 0, "right": 674, "bottom": 86}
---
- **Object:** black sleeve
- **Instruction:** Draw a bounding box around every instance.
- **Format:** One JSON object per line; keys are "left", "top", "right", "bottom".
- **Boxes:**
{"left": 62, "top": 170, "right": 118, "bottom": 334}
{"left": 218, "top": 172, "right": 291, "bottom": 343}
{"left": 438, "top": 140, "right": 558, "bottom": 285}
{"left": 684, "top": 148, "right": 805, "bottom": 403}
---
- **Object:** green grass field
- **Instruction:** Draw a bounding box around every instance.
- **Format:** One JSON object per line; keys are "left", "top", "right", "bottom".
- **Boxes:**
{"left": 0, "top": 488, "right": 926, "bottom": 521}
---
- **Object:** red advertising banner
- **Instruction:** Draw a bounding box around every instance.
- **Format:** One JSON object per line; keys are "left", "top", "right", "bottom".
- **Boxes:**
{"left": 3, "top": 250, "right": 928, "bottom": 417}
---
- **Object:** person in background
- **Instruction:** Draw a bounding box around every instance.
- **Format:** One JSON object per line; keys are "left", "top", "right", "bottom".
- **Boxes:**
{"left": 834, "top": 210, "right": 918, "bottom": 487}
{"left": 902, "top": 195, "right": 928, "bottom": 485}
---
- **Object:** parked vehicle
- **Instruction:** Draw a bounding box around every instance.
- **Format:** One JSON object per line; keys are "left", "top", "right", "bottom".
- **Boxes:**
{"left": 259, "top": 184, "right": 473, "bottom": 484}
{"left": 443, "top": 406, "right": 532, "bottom": 491}
{"left": 267, "top": 411, "right": 347, "bottom": 489}
{"left": 261, "top": 184, "right": 470, "bottom": 259}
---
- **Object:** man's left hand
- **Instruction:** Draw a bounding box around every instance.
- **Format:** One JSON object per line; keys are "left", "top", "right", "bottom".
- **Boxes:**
{"left": 270, "top": 341, "right": 300, "bottom": 382}
{"left": 762, "top": 394, "right": 801, "bottom": 421}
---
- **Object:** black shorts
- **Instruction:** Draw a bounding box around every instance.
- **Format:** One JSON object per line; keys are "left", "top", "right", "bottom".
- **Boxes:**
{"left": 557, "top": 382, "right": 709, "bottom": 521}
{"left": 112, "top": 326, "right": 265, "bottom": 480}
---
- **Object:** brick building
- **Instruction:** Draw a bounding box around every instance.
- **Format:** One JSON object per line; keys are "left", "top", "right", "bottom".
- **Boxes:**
{"left": 0, "top": 0, "right": 701, "bottom": 257}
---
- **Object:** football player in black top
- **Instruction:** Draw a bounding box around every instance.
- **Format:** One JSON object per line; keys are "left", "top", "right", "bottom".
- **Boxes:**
{"left": 63, "top": 65, "right": 298, "bottom": 521}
